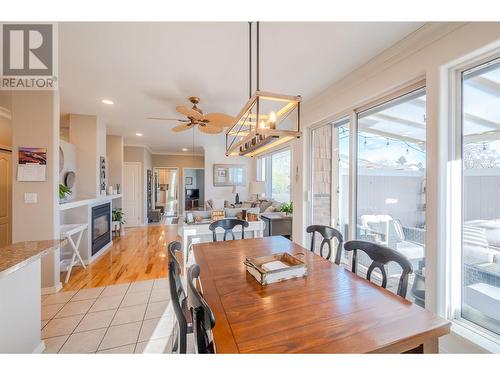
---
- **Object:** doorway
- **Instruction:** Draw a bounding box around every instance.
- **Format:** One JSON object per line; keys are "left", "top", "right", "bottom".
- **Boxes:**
{"left": 123, "top": 162, "right": 142, "bottom": 227}
{"left": 153, "top": 167, "right": 178, "bottom": 217}
{"left": 183, "top": 168, "right": 204, "bottom": 211}
{"left": 0, "top": 148, "right": 12, "bottom": 246}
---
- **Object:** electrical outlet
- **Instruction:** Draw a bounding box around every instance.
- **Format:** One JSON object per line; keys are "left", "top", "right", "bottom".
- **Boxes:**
{"left": 24, "top": 192, "right": 37, "bottom": 203}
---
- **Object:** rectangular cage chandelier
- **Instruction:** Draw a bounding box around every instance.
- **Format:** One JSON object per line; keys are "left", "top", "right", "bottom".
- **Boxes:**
{"left": 226, "top": 22, "right": 302, "bottom": 157}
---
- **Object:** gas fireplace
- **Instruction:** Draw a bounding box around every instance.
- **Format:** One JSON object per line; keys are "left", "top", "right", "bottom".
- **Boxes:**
{"left": 91, "top": 203, "right": 111, "bottom": 256}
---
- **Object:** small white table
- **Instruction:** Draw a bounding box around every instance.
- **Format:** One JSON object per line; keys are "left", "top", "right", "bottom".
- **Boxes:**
{"left": 60, "top": 223, "right": 88, "bottom": 283}
{"left": 178, "top": 219, "right": 265, "bottom": 267}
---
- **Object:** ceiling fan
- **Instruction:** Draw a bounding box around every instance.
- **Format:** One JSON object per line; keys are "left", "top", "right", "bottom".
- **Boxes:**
{"left": 147, "top": 96, "right": 235, "bottom": 134}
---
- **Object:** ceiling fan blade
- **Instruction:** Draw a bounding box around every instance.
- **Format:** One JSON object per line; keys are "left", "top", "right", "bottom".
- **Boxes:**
{"left": 204, "top": 112, "right": 236, "bottom": 126}
{"left": 172, "top": 123, "right": 192, "bottom": 132}
{"left": 147, "top": 117, "right": 189, "bottom": 122}
{"left": 176, "top": 106, "right": 203, "bottom": 121}
{"left": 198, "top": 123, "right": 223, "bottom": 134}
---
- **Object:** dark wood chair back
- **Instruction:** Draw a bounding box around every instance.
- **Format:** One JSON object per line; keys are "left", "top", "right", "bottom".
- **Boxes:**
{"left": 306, "top": 225, "right": 343, "bottom": 264}
{"left": 208, "top": 218, "right": 249, "bottom": 242}
{"left": 167, "top": 241, "right": 189, "bottom": 353}
{"left": 343, "top": 240, "right": 413, "bottom": 298}
{"left": 187, "top": 264, "right": 216, "bottom": 354}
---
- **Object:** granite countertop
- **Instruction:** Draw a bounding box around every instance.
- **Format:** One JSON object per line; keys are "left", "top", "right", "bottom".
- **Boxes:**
{"left": 0, "top": 240, "right": 66, "bottom": 279}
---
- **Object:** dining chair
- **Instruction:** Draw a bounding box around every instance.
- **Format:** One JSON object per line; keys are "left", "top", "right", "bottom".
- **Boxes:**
{"left": 167, "top": 241, "right": 192, "bottom": 354}
{"left": 306, "top": 225, "right": 343, "bottom": 264}
{"left": 343, "top": 240, "right": 413, "bottom": 298}
{"left": 208, "top": 218, "right": 249, "bottom": 242}
{"left": 187, "top": 264, "right": 216, "bottom": 354}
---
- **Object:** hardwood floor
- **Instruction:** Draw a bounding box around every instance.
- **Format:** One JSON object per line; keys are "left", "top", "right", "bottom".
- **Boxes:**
{"left": 62, "top": 224, "right": 180, "bottom": 291}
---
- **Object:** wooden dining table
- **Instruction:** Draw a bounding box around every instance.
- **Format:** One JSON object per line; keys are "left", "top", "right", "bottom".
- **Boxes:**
{"left": 192, "top": 236, "right": 451, "bottom": 354}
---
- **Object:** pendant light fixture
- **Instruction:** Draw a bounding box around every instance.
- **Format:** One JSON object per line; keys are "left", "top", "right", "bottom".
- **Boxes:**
{"left": 226, "top": 22, "right": 302, "bottom": 157}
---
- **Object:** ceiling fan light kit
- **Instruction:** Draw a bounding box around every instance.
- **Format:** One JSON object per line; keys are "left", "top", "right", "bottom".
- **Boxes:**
{"left": 226, "top": 22, "right": 302, "bottom": 158}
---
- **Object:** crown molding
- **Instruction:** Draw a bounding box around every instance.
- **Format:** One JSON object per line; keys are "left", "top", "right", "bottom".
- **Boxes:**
{"left": 151, "top": 151, "right": 204, "bottom": 157}
{"left": 123, "top": 143, "right": 154, "bottom": 154}
{"left": 0, "top": 106, "right": 11, "bottom": 120}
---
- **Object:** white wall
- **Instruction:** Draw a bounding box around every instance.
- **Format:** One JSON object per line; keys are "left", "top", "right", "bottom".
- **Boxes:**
{"left": 59, "top": 140, "right": 77, "bottom": 197}
{"left": 204, "top": 144, "right": 256, "bottom": 203}
{"left": 296, "top": 22, "right": 500, "bottom": 353}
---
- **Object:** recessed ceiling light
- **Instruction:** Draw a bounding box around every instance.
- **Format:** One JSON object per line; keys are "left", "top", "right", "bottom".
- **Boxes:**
{"left": 181, "top": 148, "right": 189, "bottom": 152}
{"left": 136, "top": 133, "right": 143, "bottom": 137}
{"left": 101, "top": 99, "right": 114, "bottom": 105}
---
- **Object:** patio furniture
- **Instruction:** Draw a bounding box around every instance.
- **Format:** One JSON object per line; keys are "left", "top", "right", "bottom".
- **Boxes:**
{"left": 209, "top": 218, "right": 249, "bottom": 242}
{"left": 187, "top": 264, "right": 216, "bottom": 354}
{"left": 168, "top": 241, "right": 192, "bottom": 354}
{"left": 358, "top": 215, "right": 424, "bottom": 278}
{"left": 463, "top": 223, "right": 500, "bottom": 265}
{"left": 306, "top": 224, "right": 343, "bottom": 264}
{"left": 411, "top": 270, "right": 426, "bottom": 307}
{"left": 465, "top": 282, "right": 500, "bottom": 322}
{"left": 344, "top": 240, "right": 413, "bottom": 298}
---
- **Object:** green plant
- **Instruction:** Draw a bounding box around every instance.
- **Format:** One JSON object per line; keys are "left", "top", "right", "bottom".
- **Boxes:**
{"left": 112, "top": 208, "right": 126, "bottom": 224}
{"left": 279, "top": 201, "right": 293, "bottom": 215}
{"left": 59, "top": 184, "right": 72, "bottom": 200}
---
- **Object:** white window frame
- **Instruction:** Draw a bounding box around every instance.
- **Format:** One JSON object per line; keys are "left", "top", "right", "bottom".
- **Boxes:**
{"left": 309, "top": 118, "right": 351, "bottom": 231}
{"left": 445, "top": 48, "right": 500, "bottom": 350}
{"left": 257, "top": 146, "right": 292, "bottom": 202}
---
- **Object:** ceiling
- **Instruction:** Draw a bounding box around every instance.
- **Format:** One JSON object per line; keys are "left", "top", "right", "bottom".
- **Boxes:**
{"left": 58, "top": 22, "right": 424, "bottom": 154}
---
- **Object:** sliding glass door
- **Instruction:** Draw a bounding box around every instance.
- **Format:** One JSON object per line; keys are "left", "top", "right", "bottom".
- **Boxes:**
{"left": 356, "top": 88, "right": 427, "bottom": 302}
{"left": 461, "top": 58, "right": 500, "bottom": 335}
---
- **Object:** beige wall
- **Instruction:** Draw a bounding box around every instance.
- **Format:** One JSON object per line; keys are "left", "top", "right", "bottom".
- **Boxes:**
{"left": 298, "top": 22, "right": 500, "bottom": 353}
{"left": 68, "top": 114, "right": 100, "bottom": 198}
{"left": 0, "top": 115, "right": 12, "bottom": 147}
{"left": 106, "top": 135, "right": 124, "bottom": 191}
{"left": 11, "top": 91, "right": 60, "bottom": 290}
{"left": 152, "top": 153, "right": 204, "bottom": 213}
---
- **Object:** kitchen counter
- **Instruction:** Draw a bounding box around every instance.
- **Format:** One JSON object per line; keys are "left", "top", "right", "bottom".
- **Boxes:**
{"left": 0, "top": 239, "right": 66, "bottom": 353}
{"left": 0, "top": 240, "right": 66, "bottom": 279}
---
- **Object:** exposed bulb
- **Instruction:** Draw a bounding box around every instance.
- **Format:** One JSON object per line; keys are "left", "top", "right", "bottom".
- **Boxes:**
{"left": 259, "top": 120, "right": 266, "bottom": 129}
{"left": 269, "top": 111, "right": 276, "bottom": 122}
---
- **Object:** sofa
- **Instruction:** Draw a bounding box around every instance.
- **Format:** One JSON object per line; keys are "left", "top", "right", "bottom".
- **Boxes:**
{"left": 204, "top": 198, "right": 283, "bottom": 213}
{"left": 463, "top": 220, "right": 500, "bottom": 265}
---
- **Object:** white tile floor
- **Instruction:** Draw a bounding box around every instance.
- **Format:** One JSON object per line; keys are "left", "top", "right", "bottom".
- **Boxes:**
{"left": 41, "top": 278, "right": 193, "bottom": 354}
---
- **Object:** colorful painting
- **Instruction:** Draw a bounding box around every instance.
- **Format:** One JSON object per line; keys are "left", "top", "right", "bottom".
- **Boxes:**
{"left": 18, "top": 147, "right": 47, "bottom": 165}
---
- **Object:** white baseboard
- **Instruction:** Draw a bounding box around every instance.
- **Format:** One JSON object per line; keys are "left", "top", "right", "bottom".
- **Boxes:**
{"left": 41, "top": 282, "right": 62, "bottom": 295}
{"left": 32, "top": 340, "right": 46, "bottom": 353}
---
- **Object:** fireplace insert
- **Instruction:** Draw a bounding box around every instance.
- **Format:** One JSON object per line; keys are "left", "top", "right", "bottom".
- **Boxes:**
{"left": 91, "top": 203, "right": 111, "bottom": 256}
